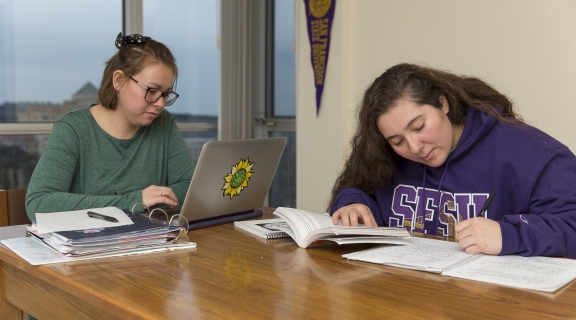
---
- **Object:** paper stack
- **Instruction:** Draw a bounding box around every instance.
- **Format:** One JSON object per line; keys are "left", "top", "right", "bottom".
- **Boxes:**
{"left": 1, "top": 207, "right": 196, "bottom": 265}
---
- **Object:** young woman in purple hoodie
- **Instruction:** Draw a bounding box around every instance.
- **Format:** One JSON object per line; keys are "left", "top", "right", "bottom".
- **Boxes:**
{"left": 329, "top": 63, "right": 576, "bottom": 258}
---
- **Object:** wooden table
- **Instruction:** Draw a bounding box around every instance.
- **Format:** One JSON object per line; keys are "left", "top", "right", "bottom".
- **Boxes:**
{"left": 1, "top": 208, "right": 576, "bottom": 320}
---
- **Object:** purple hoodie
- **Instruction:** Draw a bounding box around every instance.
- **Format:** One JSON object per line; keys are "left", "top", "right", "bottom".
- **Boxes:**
{"left": 331, "top": 108, "right": 576, "bottom": 258}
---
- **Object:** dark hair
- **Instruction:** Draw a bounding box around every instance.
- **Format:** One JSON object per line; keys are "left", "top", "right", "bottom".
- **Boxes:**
{"left": 327, "top": 63, "right": 522, "bottom": 210}
{"left": 98, "top": 34, "right": 178, "bottom": 110}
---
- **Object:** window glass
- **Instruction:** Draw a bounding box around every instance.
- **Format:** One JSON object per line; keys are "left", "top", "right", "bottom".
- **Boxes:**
{"left": 0, "top": 0, "right": 121, "bottom": 190}
{"left": 0, "top": 135, "right": 47, "bottom": 189}
{"left": 268, "top": 132, "right": 296, "bottom": 208}
{"left": 272, "top": 0, "right": 295, "bottom": 117}
{"left": 143, "top": 0, "right": 218, "bottom": 166}
{"left": 181, "top": 131, "right": 217, "bottom": 164}
{"left": 143, "top": 0, "right": 219, "bottom": 119}
{"left": 0, "top": 0, "right": 120, "bottom": 123}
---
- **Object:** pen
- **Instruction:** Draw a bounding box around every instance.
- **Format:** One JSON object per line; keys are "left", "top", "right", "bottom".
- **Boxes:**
{"left": 87, "top": 211, "right": 119, "bottom": 223}
{"left": 478, "top": 190, "right": 496, "bottom": 217}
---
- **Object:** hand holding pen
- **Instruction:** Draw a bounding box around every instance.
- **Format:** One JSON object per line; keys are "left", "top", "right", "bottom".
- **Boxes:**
{"left": 454, "top": 189, "right": 502, "bottom": 255}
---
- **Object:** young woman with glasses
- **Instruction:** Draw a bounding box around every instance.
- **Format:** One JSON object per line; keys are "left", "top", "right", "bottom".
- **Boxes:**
{"left": 25, "top": 33, "right": 194, "bottom": 221}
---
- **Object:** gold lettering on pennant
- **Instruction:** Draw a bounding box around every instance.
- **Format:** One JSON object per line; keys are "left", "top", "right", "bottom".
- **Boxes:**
{"left": 318, "top": 18, "right": 329, "bottom": 37}
{"left": 311, "top": 20, "right": 320, "bottom": 42}
{"left": 310, "top": 18, "right": 330, "bottom": 85}
{"left": 312, "top": 40, "right": 327, "bottom": 84}
{"left": 311, "top": 18, "right": 329, "bottom": 42}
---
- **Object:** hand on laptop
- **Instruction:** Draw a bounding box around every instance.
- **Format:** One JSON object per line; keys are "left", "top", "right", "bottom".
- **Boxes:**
{"left": 142, "top": 185, "right": 178, "bottom": 210}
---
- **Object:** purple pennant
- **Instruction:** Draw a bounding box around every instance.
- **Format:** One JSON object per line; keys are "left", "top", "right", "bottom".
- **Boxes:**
{"left": 304, "top": 0, "right": 336, "bottom": 116}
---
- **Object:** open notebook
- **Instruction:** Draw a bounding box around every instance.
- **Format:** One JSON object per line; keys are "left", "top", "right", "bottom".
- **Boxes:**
{"left": 342, "top": 237, "right": 576, "bottom": 293}
{"left": 178, "top": 137, "right": 286, "bottom": 230}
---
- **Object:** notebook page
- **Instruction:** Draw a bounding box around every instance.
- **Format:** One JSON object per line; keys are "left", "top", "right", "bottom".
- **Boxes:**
{"left": 442, "top": 254, "right": 576, "bottom": 293}
{"left": 36, "top": 207, "right": 134, "bottom": 233}
{"left": 343, "top": 237, "right": 474, "bottom": 273}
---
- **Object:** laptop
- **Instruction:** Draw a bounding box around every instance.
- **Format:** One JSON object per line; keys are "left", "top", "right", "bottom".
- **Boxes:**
{"left": 178, "top": 137, "right": 287, "bottom": 230}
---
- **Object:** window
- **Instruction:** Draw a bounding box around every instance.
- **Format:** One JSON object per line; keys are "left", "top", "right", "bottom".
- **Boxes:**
{"left": 266, "top": 0, "right": 296, "bottom": 208}
{"left": 144, "top": 0, "right": 219, "bottom": 118}
{"left": 143, "top": 0, "right": 219, "bottom": 161}
{"left": 219, "top": 0, "right": 296, "bottom": 208}
{"left": 272, "top": 0, "right": 296, "bottom": 117}
{"left": 0, "top": 0, "right": 121, "bottom": 189}
{"left": 1, "top": 1, "right": 120, "bottom": 121}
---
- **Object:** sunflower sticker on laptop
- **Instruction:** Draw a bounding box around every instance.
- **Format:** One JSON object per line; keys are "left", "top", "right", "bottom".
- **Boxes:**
{"left": 222, "top": 158, "right": 254, "bottom": 199}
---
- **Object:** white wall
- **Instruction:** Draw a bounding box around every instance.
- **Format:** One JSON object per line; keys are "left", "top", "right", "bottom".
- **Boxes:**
{"left": 296, "top": 0, "right": 576, "bottom": 213}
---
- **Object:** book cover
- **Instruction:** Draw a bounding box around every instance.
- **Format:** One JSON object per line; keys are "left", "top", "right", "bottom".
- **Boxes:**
{"left": 234, "top": 218, "right": 290, "bottom": 239}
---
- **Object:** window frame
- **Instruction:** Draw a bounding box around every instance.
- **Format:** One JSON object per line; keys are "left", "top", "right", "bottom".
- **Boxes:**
{"left": 252, "top": 0, "right": 296, "bottom": 140}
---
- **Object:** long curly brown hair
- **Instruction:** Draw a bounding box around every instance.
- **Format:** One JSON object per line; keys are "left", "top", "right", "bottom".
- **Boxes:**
{"left": 327, "top": 63, "right": 523, "bottom": 210}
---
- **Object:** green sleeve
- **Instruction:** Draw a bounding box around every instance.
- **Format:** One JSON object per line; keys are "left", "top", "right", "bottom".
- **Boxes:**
{"left": 25, "top": 119, "right": 142, "bottom": 220}
{"left": 165, "top": 115, "right": 195, "bottom": 207}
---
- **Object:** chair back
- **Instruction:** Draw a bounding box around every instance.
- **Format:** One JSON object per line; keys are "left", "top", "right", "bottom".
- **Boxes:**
{"left": 0, "top": 189, "right": 30, "bottom": 226}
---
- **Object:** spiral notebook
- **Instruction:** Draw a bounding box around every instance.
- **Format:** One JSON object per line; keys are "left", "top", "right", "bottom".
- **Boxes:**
{"left": 234, "top": 218, "right": 290, "bottom": 239}
{"left": 178, "top": 137, "right": 287, "bottom": 230}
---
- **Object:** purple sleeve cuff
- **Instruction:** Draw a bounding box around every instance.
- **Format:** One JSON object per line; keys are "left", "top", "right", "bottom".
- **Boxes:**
{"left": 498, "top": 221, "right": 526, "bottom": 256}
{"left": 330, "top": 193, "right": 369, "bottom": 215}
{"left": 329, "top": 188, "right": 383, "bottom": 225}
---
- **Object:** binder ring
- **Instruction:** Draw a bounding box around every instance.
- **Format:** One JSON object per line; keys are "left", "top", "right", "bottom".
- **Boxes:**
{"left": 149, "top": 208, "right": 169, "bottom": 223}
{"left": 131, "top": 202, "right": 150, "bottom": 214}
{"left": 169, "top": 214, "right": 189, "bottom": 233}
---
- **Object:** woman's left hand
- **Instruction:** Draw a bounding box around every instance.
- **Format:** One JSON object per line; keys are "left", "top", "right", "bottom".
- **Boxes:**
{"left": 454, "top": 218, "right": 502, "bottom": 255}
{"left": 142, "top": 185, "right": 178, "bottom": 210}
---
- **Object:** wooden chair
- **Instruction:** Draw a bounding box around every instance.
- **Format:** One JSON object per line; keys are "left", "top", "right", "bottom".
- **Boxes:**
{"left": 0, "top": 189, "right": 31, "bottom": 227}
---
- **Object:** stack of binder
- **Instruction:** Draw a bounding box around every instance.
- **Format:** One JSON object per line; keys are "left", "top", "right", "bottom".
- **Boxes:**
{"left": 1, "top": 205, "right": 196, "bottom": 265}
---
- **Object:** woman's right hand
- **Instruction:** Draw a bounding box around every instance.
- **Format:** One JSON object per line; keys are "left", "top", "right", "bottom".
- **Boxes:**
{"left": 142, "top": 185, "right": 179, "bottom": 209}
{"left": 331, "top": 203, "right": 377, "bottom": 226}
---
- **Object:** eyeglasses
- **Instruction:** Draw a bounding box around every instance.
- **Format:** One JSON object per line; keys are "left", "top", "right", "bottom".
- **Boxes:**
{"left": 128, "top": 76, "right": 179, "bottom": 106}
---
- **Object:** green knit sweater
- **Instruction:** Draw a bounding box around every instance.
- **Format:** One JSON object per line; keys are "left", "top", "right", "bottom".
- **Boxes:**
{"left": 26, "top": 107, "right": 195, "bottom": 220}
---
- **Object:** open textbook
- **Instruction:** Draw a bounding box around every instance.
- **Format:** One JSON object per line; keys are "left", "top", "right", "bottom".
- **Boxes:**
{"left": 343, "top": 237, "right": 576, "bottom": 293}
{"left": 272, "top": 207, "right": 410, "bottom": 248}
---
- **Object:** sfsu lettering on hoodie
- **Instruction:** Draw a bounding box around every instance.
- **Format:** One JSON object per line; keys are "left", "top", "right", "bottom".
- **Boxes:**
{"left": 389, "top": 184, "right": 492, "bottom": 235}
